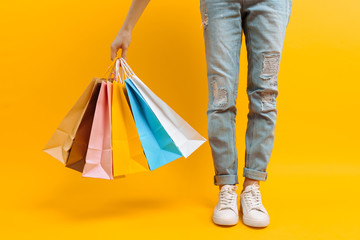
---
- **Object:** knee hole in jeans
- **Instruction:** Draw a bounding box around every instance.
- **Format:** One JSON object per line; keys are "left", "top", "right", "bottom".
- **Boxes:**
{"left": 211, "top": 80, "right": 228, "bottom": 107}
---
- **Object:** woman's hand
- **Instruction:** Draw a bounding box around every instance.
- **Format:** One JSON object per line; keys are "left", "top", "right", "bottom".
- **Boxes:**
{"left": 110, "top": 28, "right": 131, "bottom": 61}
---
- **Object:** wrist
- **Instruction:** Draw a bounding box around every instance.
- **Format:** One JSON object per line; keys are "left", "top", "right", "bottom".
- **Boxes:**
{"left": 121, "top": 24, "right": 133, "bottom": 33}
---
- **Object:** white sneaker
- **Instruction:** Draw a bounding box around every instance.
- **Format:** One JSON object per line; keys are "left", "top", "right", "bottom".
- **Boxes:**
{"left": 212, "top": 184, "right": 239, "bottom": 226}
{"left": 240, "top": 183, "right": 270, "bottom": 227}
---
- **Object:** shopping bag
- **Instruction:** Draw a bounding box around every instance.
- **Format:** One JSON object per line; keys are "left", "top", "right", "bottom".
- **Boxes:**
{"left": 43, "top": 78, "right": 103, "bottom": 163}
{"left": 119, "top": 58, "right": 207, "bottom": 159}
{"left": 82, "top": 81, "right": 113, "bottom": 179}
{"left": 65, "top": 80, "right": 102, "bottom": 172}
{"left": 124, "top": 77, "right": 183, "bottom": 170}
{"left": 112, "top": 79, "right": 150, "bottom": 176}
{"left": 44, "top": 56, "right": 206, "bottom": 180}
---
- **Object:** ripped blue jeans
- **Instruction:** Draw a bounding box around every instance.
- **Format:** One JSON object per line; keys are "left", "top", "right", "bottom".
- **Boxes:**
{"left": 200, "top": 0, "right": 292, "bottom": 185}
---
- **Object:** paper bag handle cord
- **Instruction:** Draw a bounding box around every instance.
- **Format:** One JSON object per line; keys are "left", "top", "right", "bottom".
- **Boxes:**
{"left": 102, "top": 56, "right": 121, "bottom": 80}
{"left": 115, "top": 58, "right": 133, "bottom": 84}
{"left": 119, "top": 57, "right": 135, "bottom": 75}
{"left": 115, "top": 59, "right": 122, "bottom": 84}
{"left": 119, "top": 63, "right": 133, "bottom": 80}
{"left": 101, "top": 56, "right": 133, "bottom": 84}
{"left": 115, "top": 59, "right": 126, "bottom": 84}
{"left": 119, "top": 57, "right": 135, "bottom": 78}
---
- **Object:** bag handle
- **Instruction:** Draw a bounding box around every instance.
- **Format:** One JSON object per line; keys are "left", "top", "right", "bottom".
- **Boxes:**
{"left": 119, "top": 57, "right": 135, "bottom": 79}
{"left": 102, "top": 56, "right": 129, "bottom": 84}
{"left": 101, "top": 56, "right": 134, "bottom": 84}
{"left": 101, "top": 56, "right": 119, "bottom": 81}
{"left": 115, "top": 58, "right": 132, "bottom": 84}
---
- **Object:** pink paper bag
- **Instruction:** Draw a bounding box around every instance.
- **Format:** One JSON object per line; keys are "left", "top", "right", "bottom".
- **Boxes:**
{"left": 82, "top": 81, "right": 113, "bottom": 179}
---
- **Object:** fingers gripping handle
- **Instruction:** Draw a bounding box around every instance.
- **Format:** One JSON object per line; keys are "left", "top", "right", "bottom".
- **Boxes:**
{"left": 101, "top": 56, "right": 132, "bottom": 84}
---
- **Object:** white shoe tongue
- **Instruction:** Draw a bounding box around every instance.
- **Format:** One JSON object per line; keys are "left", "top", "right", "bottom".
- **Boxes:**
{"left": 245, "top": 183, "right": 259, "bottom": 191}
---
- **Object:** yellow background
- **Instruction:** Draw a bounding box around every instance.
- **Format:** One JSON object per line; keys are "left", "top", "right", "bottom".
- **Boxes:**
{"left": 1, "top": 0, "right": 359, "bottom": 239}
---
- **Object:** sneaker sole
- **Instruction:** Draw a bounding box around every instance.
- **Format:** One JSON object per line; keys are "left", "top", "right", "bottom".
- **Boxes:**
{"left": 212, "top": 216, "right": 239, "bottom": 226}
{"left": 242, "top": 217, "right": 269, "bottom": 227}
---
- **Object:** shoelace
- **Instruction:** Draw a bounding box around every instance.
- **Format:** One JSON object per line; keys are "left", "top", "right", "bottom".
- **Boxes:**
{"left": 243, "top": 184, "right": 264, "bottom": 212}
{"left": 219, "top": 185, "right": 238, "bottom": 210}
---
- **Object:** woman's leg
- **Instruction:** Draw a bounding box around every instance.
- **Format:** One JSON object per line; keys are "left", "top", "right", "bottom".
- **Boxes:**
{"left": 200, "top": 0, "right": 243, "bottom": 186}
{"left": 241, "top": 0, "right": 293, "bottom": 187}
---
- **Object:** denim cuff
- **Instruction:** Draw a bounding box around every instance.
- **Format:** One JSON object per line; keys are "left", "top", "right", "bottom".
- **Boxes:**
{"left": 214, "top": 174, "right": 239, "bottom": 186}
{"left": 243, "top": 167, "right": 268, "bottom": 181}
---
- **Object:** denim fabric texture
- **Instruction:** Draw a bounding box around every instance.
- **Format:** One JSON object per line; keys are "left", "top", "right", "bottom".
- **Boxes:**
{"left": 200, "top": 0, "right": 292, "bottom": 185}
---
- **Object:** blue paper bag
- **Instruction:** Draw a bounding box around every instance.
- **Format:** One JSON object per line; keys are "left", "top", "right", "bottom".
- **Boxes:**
{"left": 124, "top": 78, "right": 183, "bottom": 170}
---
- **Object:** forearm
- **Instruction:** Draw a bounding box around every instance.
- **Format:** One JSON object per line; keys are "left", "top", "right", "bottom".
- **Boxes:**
{"left": 121, "top": 0, "right": 151, "bottom": 32}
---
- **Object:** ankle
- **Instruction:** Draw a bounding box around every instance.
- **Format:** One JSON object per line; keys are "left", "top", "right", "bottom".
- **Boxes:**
{"left": 242, "top": 178, "right": 260, "bottom": 192}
